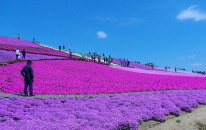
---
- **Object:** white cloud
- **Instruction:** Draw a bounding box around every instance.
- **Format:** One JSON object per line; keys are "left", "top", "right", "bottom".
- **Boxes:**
{"left": 187, "top": 54, "right": 196, "bottom": 58}
{"left": 93, "top": 17, "right": 114, "bottom": 21}
{"left": 97, "top": 31, "right": 107, "bottom": 38}
{"left": 190, "top": 63, "right": 203, "bottom": 66}
{"left": 178, "top": 54, "right": 196, "bottom": 60}
{"left": 177, "top": 5, "right": 206, "bottom": 21}
{"left": 129, "top": 18, "right": 142, "bottom": 24}
{"left": 178, "top": 57, "right": 185, "bottom": 60}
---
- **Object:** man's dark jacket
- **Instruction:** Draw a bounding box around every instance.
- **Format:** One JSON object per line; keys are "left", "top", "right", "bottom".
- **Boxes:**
{"left": 21, "top": 65, "right": 34, "bottom": 80}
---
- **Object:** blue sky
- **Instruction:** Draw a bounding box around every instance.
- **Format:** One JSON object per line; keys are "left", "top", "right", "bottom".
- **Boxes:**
{"left": 0, "top": 0, "right": 206, "bottom": 72}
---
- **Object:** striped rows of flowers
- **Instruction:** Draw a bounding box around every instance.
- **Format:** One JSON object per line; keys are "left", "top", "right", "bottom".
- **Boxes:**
{"left": 0, "top": 60, "right": 206, "bottom": 95}
{"left": 0, "top": 37, "right": 70, "bottom": 57}
{"left": 0, "top": 50, "right": 72, "bottom": 62}
{"left": 0, "top": 90, "right": 206, "bottom": 129}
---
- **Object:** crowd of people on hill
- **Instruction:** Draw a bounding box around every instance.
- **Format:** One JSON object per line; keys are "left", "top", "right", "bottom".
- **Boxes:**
{"left": 59, "top": 45, "right": 70, "bottom": 51}
{"left": 165, "top": 66, "right": 178, "bottom": 72}
{"left": 15, "top": 35, "right": 204, "bottom": 74}
{"left": 192, "top": 70, "right": 205, "bottom": 74}
{"left": 120, "top": 58, "right": 130, "bottom": 67}
{"left": 80, "top": 52, "right": 113, "bottom": 65}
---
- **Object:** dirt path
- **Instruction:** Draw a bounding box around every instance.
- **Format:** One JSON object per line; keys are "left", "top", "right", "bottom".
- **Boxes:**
{"left": 146, "top": 105, "right": 206, "bottom": 130}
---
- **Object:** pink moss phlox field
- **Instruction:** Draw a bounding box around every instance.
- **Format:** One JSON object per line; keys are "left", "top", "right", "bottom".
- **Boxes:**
{"left": 0, "top": 50, "right": 75, "bottom": 62}
{"left": 113, "top": 65, "right": 206, "bottom": 77}
{"left": 0, "top": 37, "right": 71, "bottom": 57}
{"left": 0, "top": 91, "right": 206, "bottom": 129}
{"left": 0, "top": 60, "right": 206, "bottom": 95}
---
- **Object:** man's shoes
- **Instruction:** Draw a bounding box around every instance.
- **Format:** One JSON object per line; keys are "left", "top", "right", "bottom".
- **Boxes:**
{"left": 25, "top": 94, "right": 28, "bottom": 97}
{"left": 30, "top": 95, "right": 35, "bottom": 97}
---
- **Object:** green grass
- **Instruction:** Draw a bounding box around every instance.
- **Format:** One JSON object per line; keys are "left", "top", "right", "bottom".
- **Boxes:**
{"left": 176, "top": 120, "right": 181, "bottom": 123}
{"left": 196, "top": 122, "right": 206, "bottom": 130}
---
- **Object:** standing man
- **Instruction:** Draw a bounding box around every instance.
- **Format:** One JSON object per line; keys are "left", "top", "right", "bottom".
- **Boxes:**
{"left": 69, "top": 47, "right": 70, "bottom": 51}
{"left": 16, "top": 49, "right": 20, "bottom": 60}
{"left": 63, "top": 45, "right": 65, "bottom": 50}
{"left": 33, "top": 37, "right": 35, "bottom": 42}
{"left": 165, "top": 66, "right": 167, "bottom": 71}
{"left": 175, "top": 67, "right": 177, "bottom": 72}
{"left": 22, "top": 49, "right": 26, "bottom": 59}
{"left": 21, "top": 60, "right": 34, "bottom": 96}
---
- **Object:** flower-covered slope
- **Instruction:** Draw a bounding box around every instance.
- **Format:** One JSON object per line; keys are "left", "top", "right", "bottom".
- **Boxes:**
{"left": 0, "top": 36, "right": 70, "bottom": 57}
{"left": 0, "top": 60, "right": 206, "bottom": 95}
{"left": 113, "top": 65, "right": 206, "bottom": 77}
{"left": 0, "top": 90, "right": 206, "bottom": 130}
{"left": 0, "top": 50, "right": 72, "bottom": 62}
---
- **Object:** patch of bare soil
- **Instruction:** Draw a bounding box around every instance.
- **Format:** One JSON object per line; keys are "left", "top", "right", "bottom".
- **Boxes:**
{"left": 140, "top": 105, "right": 206, "bottom": 130}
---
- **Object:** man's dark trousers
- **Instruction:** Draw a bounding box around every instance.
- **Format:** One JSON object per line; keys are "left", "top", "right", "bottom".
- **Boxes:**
{"left": 22, "top": 54, "right": 25, "bottom": 59}
{"left": 16, "top": 55, "right": 19, "bottom": 60}
{"left": 24, "top": 79, "right": 33, "bottom": 95}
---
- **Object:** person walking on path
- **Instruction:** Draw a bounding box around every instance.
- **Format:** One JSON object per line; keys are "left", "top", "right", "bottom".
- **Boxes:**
{"left": 120, "top": 59, "right": 122, "bottom": 66}
{"left": 63, "top": 45, "right": 65, "bottom": 50}
{"left": 69, "top": 47, "right": 70, "bottom": 51}
{"left": 21, "top": 60, "right": 34, "bottom": 97}
{"left": 93, "top": 53, "right": 96, "bottom": 62}
{"left": 125, "top": 60, "right": 128, "bottom": 67}
{"left": 108, "top": 57, "right": 111, "bottom": 65}
{"left": 22, "top": 49, "right": 26, "bottom": 59}
{"left": 33, "top": 37, "right": 35, "bottom": 42}
{"left": 98, "top": 55, "right": 101, "bottom": 62}
{"left": 104, "top": 54, "right": 106, "bottom": 63}
{"left": 175, "top": 67, "right": 177, "bottom": 72}
{"left": 16, "top": 49, "right": 20, "bottom": 60}
{"left": 17, "top": 34, "right": 20, "bottom": 39}
{"left": 127, "top": 61, "right": 130, "bottom": 67}
{"left": 106, "top": 57, "right": 108, "bottom": 64}
{"left": 108, "top": 55, "right": 111, "bottom": 64}
{"left": 70, "top": 51, "right": 72, "bottom": 59}
{"left": 165, "top": 66, "right": 167, "bottom": 71}
{"left": 59, "top": 45, "right": 61, "bottom": 51}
